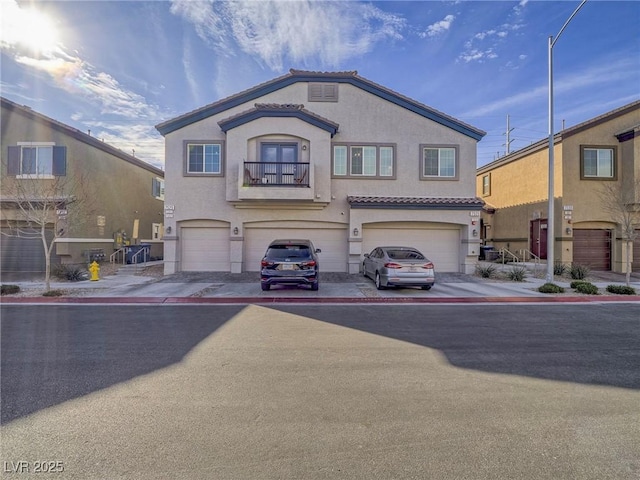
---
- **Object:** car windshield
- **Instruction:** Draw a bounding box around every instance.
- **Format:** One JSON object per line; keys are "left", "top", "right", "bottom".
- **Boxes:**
{"left": 267, "top": 245, "right": 312, "bottom": 260}
{"left": 386, "top": 249, "right": 425, "bottom": 260}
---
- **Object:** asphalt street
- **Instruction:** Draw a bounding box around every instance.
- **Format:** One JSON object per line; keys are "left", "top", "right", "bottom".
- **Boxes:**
{"left": 1, "top": 304, "right": 639, "bottom": 480}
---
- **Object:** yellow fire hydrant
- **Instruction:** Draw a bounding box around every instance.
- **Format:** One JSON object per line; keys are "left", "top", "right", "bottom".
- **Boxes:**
{"left": 89, "top": 261, "right": 100, "bottom": 281}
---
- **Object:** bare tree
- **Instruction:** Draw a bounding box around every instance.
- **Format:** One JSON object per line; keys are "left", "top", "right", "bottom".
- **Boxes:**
{"left": 1, "top": 172, "right": 92, "bottom": 292}
{"left": 598, "top": 179, "right": 640, "bottom": 286}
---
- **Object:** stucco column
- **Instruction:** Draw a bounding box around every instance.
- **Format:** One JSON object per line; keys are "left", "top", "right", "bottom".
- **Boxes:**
{"left": 230, "top": 225, "right": 243, "bottom": 273}
{"left": 347, "top": 220, "right": 363, "bottom": 274}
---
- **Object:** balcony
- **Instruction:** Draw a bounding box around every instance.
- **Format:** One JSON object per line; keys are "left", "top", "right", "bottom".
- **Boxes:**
{"left": 238, "top": 162, "right": 315, "bottom": 202}
{"left": 243, "top": 161, "right": 310, "bottom": 187}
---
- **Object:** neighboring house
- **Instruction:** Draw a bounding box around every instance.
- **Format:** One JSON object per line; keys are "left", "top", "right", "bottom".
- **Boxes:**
{"left": 1, "top": 97, "right": 165, "bottom": 278}
{"left": 476, "top": 100, "right": 640, "bottom": 273}
{"left": 156, "top": 69, "right": 486, "bottom": 275}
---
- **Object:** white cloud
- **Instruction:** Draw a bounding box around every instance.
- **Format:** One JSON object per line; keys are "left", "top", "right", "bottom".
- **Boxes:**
{"left": 1, "top": 0, "right": 168, "bottom": 166}
{"left": 421, "top": 14, "right": 455, "bottom": 38}
{"left": 170, "top": 0, "right": 406, "bottom": 71}
{"left": 459, "top": 48, "right": 497, "bottom": 63}
{"left": 460, "top": 57, "right": 640, "bottom": 119}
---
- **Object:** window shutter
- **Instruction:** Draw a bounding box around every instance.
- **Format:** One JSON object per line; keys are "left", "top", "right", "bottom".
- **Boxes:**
{"left": 308, "top": 83, "right": 338, "bottom": 102}
{"left": 7, "top": 146, "right": 21, "bottom": 175}
{"left": 309, "top": 84, "right": 324, "bottom": 101}
{"left": 52, "top": 146, "right": 67, "bottom": 175}
{"left": 152, "top": 178, "right": 160, "bottom": 197}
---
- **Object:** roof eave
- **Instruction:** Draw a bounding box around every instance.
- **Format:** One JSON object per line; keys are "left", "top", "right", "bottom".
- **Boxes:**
{"left": 155, "top": 71, "right": 485, "bottom": 141}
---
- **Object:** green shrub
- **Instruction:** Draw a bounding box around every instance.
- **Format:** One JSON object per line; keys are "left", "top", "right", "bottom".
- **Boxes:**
{"left": 1, "top": 284, "right": 20, "bottom": 295}
{"left": 570, "top": 280, "right": 589, "bottom": 289}
{"left": 506, "top": 265, "right": 527, "bottom": 282}
{"left": 606, "top": 285, "right": 637, "bottom": 295}
{"left": 538, "top": 283, "right": 565, "bottom": 294}
{"left": 554, "top": 262, "right": 568, "bottom": 276}
{"left": 475, "top": 263, "right": 497, "bottom": 278}
{"left": 574, "top": 282, "right": 599, "bottom": 295}
{"left": 569, "top": 264, "right": 590, "bottom": 280}
{"left": 43, "top": 289, "right": 64, "bottom": 297}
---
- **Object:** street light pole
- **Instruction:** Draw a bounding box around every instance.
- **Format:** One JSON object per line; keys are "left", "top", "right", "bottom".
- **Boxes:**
{"left": 546, "top": 0, "right": 588, "bottom": 283}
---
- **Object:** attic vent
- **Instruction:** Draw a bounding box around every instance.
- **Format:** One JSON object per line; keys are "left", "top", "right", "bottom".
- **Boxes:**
{"left": 308, "top": 83, "right": 338, "bottom": 102}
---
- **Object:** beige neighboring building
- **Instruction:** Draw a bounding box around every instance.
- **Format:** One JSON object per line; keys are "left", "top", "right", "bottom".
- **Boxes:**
{"left": 1, "top": 97, "right": 165, "bottom": 278}
{"left": 476, "top": 100, "right": 640, "bottom": 273}
{"left": 156, "top": 69, "right": 486, "bottom": 275}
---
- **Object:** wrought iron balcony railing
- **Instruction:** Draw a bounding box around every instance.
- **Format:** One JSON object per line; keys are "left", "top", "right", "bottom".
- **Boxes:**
{"left": 243, "top": 162, "right": 310, "bottom": 187}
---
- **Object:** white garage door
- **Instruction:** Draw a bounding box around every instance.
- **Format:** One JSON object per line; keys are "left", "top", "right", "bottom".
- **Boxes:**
{"left": 181, "top": 227, "right": 230, "bottom": 271}
{"left": 245, "top": 227, "right": 348, "bottom": 272}
{"left": 363, "top": 224, "right": 460, "bottom": 272}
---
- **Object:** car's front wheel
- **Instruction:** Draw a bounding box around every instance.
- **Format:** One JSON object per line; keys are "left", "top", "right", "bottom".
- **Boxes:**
{"left": 421, "top": 285, "right": 432, "bottom": 290}
{"left": 375, "top": 272, "right": 385, "bottom": 290}
{"left": 311, "top": 281, "right": 319, "bottom": 291}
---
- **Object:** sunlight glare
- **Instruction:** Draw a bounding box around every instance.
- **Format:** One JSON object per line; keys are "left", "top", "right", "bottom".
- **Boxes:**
{"left": 15, "top": 8, "right": 60, "bottom": 55}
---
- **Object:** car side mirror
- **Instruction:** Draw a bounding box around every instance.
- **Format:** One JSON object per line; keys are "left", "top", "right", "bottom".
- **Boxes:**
{"left": 315, "top": 248, "right": 322, "bottom": 253}
{"left": 364, "top": 253, "right": 370, "bottom": 258}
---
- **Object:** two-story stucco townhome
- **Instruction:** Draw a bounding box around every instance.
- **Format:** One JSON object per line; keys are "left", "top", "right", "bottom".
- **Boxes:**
{"left": 476, "top": 100, "right": 640, "bottom": 273}
{"left": 1, "top": 97, "right": 165, "bottom": 279}
{"left": 155, "top": 69, "right": 486, "bottom": 276}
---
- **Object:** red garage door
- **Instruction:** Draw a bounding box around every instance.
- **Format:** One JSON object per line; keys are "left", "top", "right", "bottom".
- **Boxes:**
{"left": 633, "top": 230, "right": 640, "bottom": 271}
{"left": 573, "top": 229, "right": 611, "bottom": 271}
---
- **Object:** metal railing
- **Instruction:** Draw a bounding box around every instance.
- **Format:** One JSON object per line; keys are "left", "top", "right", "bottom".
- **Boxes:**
{"left": 130, "top": 247, "right": 149, "bottom": 265}
{"left": 519, "top": 249, "right": 541, "bottom": 264}
{"left": 244, "top": 161, "right": 310, "bottom": 187}
{"left": 499, "top": 248, "right": 520, "bottom": 264}
{"left": 519, "top": 248, "right": 542, "bottom": 275}
{"left": 110, "top": 247, "right": 127, "bottom": 265}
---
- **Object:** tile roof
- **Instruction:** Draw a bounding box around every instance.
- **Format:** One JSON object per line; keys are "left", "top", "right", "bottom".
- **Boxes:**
{"left": 1, "top": 97, "right": 164, "bottom": 175}
{"left": 348, "top": 196, "right": 484, "bottom": 209}
{"left": 218, "top": 103, "right": 339, "bottom": 136}
{"left": 156, "top": 69, "right": 485, "bottom": 140}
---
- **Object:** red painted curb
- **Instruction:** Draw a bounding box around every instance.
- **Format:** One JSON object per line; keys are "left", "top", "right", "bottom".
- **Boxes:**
{"left": 2, "top": 295, "right": 639, "bottom": 304}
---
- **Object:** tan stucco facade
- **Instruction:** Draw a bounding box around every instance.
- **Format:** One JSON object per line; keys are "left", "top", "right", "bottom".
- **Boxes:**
{"left": 158, "top": 71, "right": 485, "bottom": 275}
{"left": 477, "top": 101, "right": 640, "bottom": 272}
{"left": 1, "top": 97, "right": 165, "bottom": 273}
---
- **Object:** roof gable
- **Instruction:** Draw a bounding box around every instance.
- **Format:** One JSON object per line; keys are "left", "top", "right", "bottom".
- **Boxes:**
{"left": 218, "top": 103, "right": 339, "bottom": 136}
{"left": 1, "top": 97, "right": 164, "bottom": 176}
{"left": 156, "top": 69, "right": 485, "bottom": 141}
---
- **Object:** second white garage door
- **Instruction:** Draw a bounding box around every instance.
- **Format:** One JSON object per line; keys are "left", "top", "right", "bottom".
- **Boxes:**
{"left": 245, "top": 226, "right": 348, "bottom": 272}
{"left": 181, "top": 226, "right": 230, "bottom": 271}
{"left": 363, "top": 223, "right": 460, "bottom": 272}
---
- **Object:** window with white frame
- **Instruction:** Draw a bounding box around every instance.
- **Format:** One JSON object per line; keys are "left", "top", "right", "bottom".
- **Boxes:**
{"left": 421, "top": 146, "right": 457, "bottom": 179}
{"left": 152, "top": 223, "right": 162, "bottom": 240}
{"left": 581, "top": 146, "right": 616, "bottom": 179}
{"left": 332, "top": 144, "right": 395, "bottom": 178}
{"left": 152, "top": 177, "right": 165, "bottom": 200}
{"left": 186, "top": 142, "right": 223, "bottom": 175}
{"left": 7, "top": 143, "right": 66, "bottom": 177}
{"left": 482, "top": 173, "right": 491, "bottom": 196}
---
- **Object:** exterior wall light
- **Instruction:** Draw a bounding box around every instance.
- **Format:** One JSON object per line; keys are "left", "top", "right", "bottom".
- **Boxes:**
{"left": 166, "top": 226, "right": 172, "bottom": 234}
{"left": 472, "top": 229, "right": 478, "bottom": 237}
{"left": 353, "top": 227, "right": 359, "bottom": 236}
{"left": 233, "top": 227, "right": 239, "bottom": 235}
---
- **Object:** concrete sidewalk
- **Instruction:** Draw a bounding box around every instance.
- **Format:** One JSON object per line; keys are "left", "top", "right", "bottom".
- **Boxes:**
{"left": 2, "top": 263, "right": 640, "bottom": 303}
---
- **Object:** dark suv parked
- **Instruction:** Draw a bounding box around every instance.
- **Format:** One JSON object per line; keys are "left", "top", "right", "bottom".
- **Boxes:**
{"left": 260, "top": 239, "right": 320, "bottom": 291}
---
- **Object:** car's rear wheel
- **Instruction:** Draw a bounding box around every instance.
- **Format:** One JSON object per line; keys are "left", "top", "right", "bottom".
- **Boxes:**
{"left": 375, "top": 272, "right": 385, "bottom": 290}
{"left": 421, "top": 285, "right": 432, "bottom": 290}
{"left": 311, "top": 281, "right": 319, "bottom": 291}
{"left": 261, "top": 283, "right": 270, "bottom": 291}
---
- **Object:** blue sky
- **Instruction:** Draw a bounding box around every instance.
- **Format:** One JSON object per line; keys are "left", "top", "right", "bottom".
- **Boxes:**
{"left": 1, "top": 0, "right": 638, "bottom": 169}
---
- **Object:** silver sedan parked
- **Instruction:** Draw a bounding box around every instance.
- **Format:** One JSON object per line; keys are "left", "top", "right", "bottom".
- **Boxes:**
{"left": 363, "top": 246, "right": 435, "bottom": 290}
